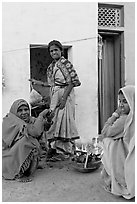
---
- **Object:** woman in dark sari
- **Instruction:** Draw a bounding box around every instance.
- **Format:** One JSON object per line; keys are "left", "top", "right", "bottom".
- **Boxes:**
{"left": 2, "top": 99, "right": 53, "bottom": 182}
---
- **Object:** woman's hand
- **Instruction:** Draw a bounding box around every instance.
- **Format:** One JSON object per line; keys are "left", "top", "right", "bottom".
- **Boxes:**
{"left": 29, "top": 79, "right": 50, "bottom": 87}
{"left": 58, "top": 83, "right": 73, "bottom": 110}
{"left": 115, "top": 107, "right": 122, "bottom": 116}
{"left": 46, "top": 110, "right": 55, "bottom": 122}
{"left": 39, "top": 109, "right": 50, "bottom": 118}
{"left": 98, "top": 134, "right": 105, "bottom": 142}
{"left": 59, "top": 97, "right": 67, "bottom": 110}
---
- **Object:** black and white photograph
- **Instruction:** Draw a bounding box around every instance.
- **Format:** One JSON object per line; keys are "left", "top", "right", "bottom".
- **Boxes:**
{"left": 2, "top": 1, "right": 135, "bottom": 202}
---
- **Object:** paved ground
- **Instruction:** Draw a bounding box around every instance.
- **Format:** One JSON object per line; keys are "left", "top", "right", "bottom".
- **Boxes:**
{"left": 2, "top": 159, "right": 135, "bottom": 202}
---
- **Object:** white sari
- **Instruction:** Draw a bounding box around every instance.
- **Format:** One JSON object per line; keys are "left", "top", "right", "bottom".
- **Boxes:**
{"left": 101, "top": 85, "right": 135, "bottom": 199}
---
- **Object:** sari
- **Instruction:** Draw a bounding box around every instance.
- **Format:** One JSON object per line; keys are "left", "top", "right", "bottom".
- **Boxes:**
{"left": 101, "top": 85, "right": 135, "bottom": 199}
{"left": 47, "top": 56, "right": 81, "bottom": 154}
{"left": 2, "top": 99, "right": 43, "bottom": 180}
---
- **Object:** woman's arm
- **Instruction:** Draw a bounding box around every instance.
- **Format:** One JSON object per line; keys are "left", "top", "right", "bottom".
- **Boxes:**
{"left": 29, "top": 78, "right": 50, "bottom": 87}
{"left": 27, "top": 109, "right": 53, "bottom": 137}
{"left": 27, "top": 115, "right": 45, "bottom": 137}
{"left": 59, "top": 83, "right": 74, "bottom": 110}
{"left": 101, "top": 114, "right": 127, "bottom": 138}
{"left": 56, "top": 58, "right": 81, "bottom": 109}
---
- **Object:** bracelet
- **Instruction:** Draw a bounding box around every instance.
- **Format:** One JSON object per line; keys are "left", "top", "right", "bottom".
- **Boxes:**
{"left": 62, "top": 97, "right": 66, "bottom": 101}
{"left": 46, "top": 120, "right": 53, "bottom": 125}
{"left": 112, "top": 112, "right": 119, "bottom": 118}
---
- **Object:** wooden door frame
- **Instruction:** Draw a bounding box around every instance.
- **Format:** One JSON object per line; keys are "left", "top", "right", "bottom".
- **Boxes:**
{"left": 98, "top": 30, "right": 125, "bottom": 85}
{"left": 98, "top": 30, "right": 125, "bottom": 133}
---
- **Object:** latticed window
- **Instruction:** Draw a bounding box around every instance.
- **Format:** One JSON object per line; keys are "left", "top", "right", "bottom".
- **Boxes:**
{"left": 98, "top": 4, "right": 123, "bottom": 27}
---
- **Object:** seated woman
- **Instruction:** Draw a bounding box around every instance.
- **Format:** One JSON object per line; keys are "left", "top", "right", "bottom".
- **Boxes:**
{"left": 99, "top": 85, "right": 135, "bottom": 199}
{"left": 2, "top": 99, "right": 53, "bottom": 182}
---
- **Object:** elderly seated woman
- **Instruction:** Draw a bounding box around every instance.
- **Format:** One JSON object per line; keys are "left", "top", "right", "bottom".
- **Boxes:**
{"left": 2, "top": 99, "right": 54, "bottom": 182}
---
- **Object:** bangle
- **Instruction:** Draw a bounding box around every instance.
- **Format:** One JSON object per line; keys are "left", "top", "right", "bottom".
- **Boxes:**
{"left": 62, "top": 97, "right": 65, "bottom": 101}
{"left": 47, "top": 120, "right": 53, "bottom": 125}
{"left": 112, "top": 112, "right": 119, "bottom": 118}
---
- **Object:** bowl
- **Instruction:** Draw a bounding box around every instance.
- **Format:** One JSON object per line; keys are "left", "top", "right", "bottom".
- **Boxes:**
{"left": 73, "top": 166, "right": 99, "bottom": 173}
{"left": 87, "top": 159, "right": 102, "bottom": 168}
{"left": 72, "top": 160, "right": 102, "bottom": 173}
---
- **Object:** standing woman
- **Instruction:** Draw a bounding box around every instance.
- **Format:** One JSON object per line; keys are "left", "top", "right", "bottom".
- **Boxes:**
{"left": 46, "top": 40, "right": 81, "bottom": 158}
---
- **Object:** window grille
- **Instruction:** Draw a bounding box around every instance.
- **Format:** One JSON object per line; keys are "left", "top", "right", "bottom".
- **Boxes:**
{"left": 98, "top": 6, "right": 122, "bottom": 27}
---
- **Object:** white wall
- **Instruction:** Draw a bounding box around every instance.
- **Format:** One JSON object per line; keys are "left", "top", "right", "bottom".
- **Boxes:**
{"left": 124, "top": 2, "right": 135, "bottom": 85}
{"left": 2, "top": 2, "right": 98, "bottom": 143}
{"left": 2, "top": 2, "right": 135, "bottom": 143}
{"left": 2, "top": 49, "right": 30, "bottom": 114}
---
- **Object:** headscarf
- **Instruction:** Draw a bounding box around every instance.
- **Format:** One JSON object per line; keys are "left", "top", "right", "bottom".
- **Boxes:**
{"left": 10, "top": 99, "right": 30, "bottom": 116}
{"left": 2, "top": 99, "right": 30, "bottom": 148}
{"left": 120, "top": 85, "right": 135, "bottom": 199}
{"left": 119, "top": 85, "right": 135, "bottom": 146}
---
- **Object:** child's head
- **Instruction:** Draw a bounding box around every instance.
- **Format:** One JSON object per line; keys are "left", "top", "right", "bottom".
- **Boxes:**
{"left": 118, "top": 90, "right": 130, "bottom": 115}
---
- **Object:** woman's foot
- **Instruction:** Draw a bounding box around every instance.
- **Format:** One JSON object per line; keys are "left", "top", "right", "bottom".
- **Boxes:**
{"left": 37, "top": 159, "right": 47, "bottom": 169}
{"left": 46, "top": 153, "right": 70, "bottom": 162}
{"left": 103, "top": 183, "right": 111, "bottom": 193}
{"left": 53, "top": 153, "right": 70, "bottom": 161}
{"left": 15, "top": 177, "right": 32, "bottom": 183}
{"left": 47, "top": 155, "right": 62, "bottom": 162}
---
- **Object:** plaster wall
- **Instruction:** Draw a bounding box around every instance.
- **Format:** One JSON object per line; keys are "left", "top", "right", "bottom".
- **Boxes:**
{"left": 2, "top": 2, "right": 98, "bottom": 143}
{"left": 2, "top": 2, "right": 135, "bottom": 143}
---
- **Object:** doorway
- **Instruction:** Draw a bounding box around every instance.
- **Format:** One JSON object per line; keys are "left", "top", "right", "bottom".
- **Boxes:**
{"left": 98, "top": 32, "right": 125, "bottom": 133}
{"left": 30, "top": 44, "right": 69, "bottom": 97}
{"left": 29, "top": 44, "right": 70, "bottom": 117}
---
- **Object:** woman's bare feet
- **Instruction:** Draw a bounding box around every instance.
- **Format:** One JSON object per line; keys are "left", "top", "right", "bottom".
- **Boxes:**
{"left": 15, "top": 177, "right": 32, "bottom": 183}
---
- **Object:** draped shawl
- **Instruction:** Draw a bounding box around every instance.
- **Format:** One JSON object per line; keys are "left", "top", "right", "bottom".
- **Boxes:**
{"left": 101, "top": 85, "right": 135, "bottom": 199}
{"left": 2, "top": 99, "right": 40, "bottom": 179}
